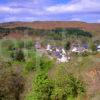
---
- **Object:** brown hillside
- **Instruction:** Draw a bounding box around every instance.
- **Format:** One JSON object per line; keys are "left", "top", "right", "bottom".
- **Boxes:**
{"left": 0, "top": 21, "right": 100, "bottom": 37}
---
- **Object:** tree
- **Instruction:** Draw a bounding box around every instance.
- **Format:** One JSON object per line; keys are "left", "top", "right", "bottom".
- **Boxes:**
{"left": 51, "top": 74, "right": 86, "bottom": 100}
{"left": 33, "top": 73, "right": 54, "bottom": 100}
{"left": 10, "top": 49, "right": 25, "bottom": 62}
{"left": 16, "top": 49, "right": 25, "bottom": 61}
{"left": 89, "top": 41, "right": 97, "bottom": 51}
{"left": 65, "top": 41, "right": 71, "bottom": 50}
{"left": 0, "top": 61, "right": 25, "bottom": 100}
{"left": 66, "top": 74, "right": 86, "bottom": 97}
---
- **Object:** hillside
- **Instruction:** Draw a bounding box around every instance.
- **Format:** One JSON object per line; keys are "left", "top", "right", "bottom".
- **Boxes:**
{"left": 0, "top": 21, "right": 100, "bottom": 100}
{"left": 0, "top": 21, "right": 100, "bottom": 37}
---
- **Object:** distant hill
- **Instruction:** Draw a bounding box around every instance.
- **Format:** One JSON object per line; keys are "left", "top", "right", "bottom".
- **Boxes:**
{"left": 0, "top": 21, "right": 100, "bottom": 38}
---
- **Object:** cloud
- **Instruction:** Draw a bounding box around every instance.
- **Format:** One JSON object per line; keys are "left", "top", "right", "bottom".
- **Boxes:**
{"left": 0, "top": 6, "right": 11, "bottom": 12}
{"left": 70, "top": 18, "right": 81, "bottom": 21}
{"left": 1, "top": 0, "right": 100, "bottom": 15}
{"left": 0, "top": 0, "right": 49, "bottom": 15}
{"left": 0, "top": 0, "right": 100, "bottom": 22}
{"left": 46, "top": 0, "right": 100, "bottom": 14}
{"left": 96, "top": 19, "right": 100, "bottom": 23}
{"left": 2, "top": 16, "right": 37, "bottom": 22}
{"left": 0, "top": 6, "right": 22, "bottom": 13}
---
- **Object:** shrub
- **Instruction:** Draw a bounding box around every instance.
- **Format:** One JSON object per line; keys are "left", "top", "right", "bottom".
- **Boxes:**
{"left": 16, "top": 49, "right": 25, "bottom": 61}
{"left": 66, "top": 74, "right": 86, "bottom": 97}
{"left": 51, "top": 86, "right": 67, "bottom": 100}
{"left": 0, "top": 72, "right": 25, "bottom": 100}
{"left": 65, "top": 41, "right": 71, "bottom": 50}
{"left": 25, "top": 61, "right": 36, "bottom": 72}
{"left": 10, "top": 49, "right": 25, "bottom": 62}
{"left": 51, "top": 74, "right": 86, "bottom": 99}
{"left": 39, "top": 57, "right": 54, "bottom": 71}
{"left": 79, "top": 52, "right": 89, "bottom": 57}
{"left": 89, "top": 41, "right": 97, "bottom": 52}
{"left": 33, "top": 73, "right": 54, "bottom": 100}
{"left": 0, "top": 61, "right": 25, "bottom": 100}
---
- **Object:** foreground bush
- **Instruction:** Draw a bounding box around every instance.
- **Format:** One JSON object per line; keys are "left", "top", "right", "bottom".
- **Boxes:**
{"left": 33, "top": 73, "right": 53, "bottom": 100}
{"left": 0, "top": 61, "right": 25, "bottom": 100}
{"left": 51, "top": 74, "right": 86, "bottom": 100}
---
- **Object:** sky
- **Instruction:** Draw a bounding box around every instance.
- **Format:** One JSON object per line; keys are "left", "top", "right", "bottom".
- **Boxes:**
{"left": 0, "top": 0, "right": 100, "bottom": 23}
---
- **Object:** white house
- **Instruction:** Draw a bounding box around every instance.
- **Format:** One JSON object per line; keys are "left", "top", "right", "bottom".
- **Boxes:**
{"left": 57, "top": 55, "right": 68, "bottom": 63}
{"left": 71, "top": 47, "right": 78, "bottom": 52}
{"left": 56, "top": 48, "right": 60, "bottom": 52}
{"left": 62, "top": 48, "right": 66, "bottom": 55}
{"left": 46, "top": 44, "right": 70, "bottom": 63}
{"left": 71, "top": 46, "right": 86, "bottom": 53}
{"left": 97, "top": 45, "right": 100, "bottom": 52}
{"left": 46, "top": 44, "right": 52, "bottom": 52}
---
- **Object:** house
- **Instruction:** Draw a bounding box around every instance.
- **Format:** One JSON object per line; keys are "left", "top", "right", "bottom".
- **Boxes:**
{"left": 82, "top": 43, "right": 88, "bottom": 49}
{"left": 70, "top": 42, "right": 89, "bottom": 53}
{"left": 54, "top": 50, "right": 62, "bottom": 59}
{"left": 71, "top": 47, "right": 78, "bottom": 52}
{"left": 56, "top": 48, "right": 60, "bottom": 52}
{"left": 71, "top": 46, "right": 86, "bottom": 53}
{"left": 46, "top": 44, "right": 52, "bottom": 52}
{"left": 97, "top": 45, "right": 100, "bottom": 52}
{"left": 45, "top": 44, "right": 70, "bottom": 63}
{"left": 61, "top": 48, "right": 66, "bottom": 55}
{"left": 57, "top": 55, "right": 68, "bottom": 63}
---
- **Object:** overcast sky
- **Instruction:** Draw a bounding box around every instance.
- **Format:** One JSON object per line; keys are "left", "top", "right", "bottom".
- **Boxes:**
{"left": 0, "top": 0, "right": 100, "bottom": 23}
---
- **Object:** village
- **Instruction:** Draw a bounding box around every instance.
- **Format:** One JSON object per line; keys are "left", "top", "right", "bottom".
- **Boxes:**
{"left": 35, "top": 41, "right": 100, "bottom": 63}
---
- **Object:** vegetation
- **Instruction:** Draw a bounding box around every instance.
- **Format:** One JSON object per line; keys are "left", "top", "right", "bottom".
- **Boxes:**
{"left": 0, "top": 27, "right": 99, "bottom": 100}
{"left": 0, "top": 60, "right": 25, "bottom": 100}
{"left": 0, "top": 27, "right": 92, "bottom": 39}
{"left": 11, "top": 49, "right": 25, "bottom": 62}
{"left": 25, "top": 55, "right": 86, "bottom": 100}
{"left": 65, "top": 41, "right": 71, "bottom": 50}
{"left": 51, "top": 74, "right": 85, "bottom": 100}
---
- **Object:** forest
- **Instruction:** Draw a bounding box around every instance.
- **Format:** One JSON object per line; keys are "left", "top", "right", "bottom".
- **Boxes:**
{"left": 0, "top": 27, "right": 92, "bottom": 39}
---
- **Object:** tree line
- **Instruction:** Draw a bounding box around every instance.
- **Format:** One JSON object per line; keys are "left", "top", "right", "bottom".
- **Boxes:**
{"left": 0, "top": 27, "right": 92, "bottom": 39}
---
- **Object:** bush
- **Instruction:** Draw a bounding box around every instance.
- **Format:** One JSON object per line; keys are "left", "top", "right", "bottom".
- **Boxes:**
{"left": 51, "top": 86, "right": 67, "bottom": 100}
{"left": 66, "top": 74, "right": 86, "bottom": 97}
{"left": 25, "top": 61, "right": 36, "bottom": 72}
{"left": 0, "top": 72, "right": 25, "bottom": 100}
{"left": 10, "top": 49, "right": 25, "bottom": 62}
{"left": 89, "top": 41, "right": 97, "bottom": 52}
{"left": 0, "top": 61, "right": 25, "bottom": 100}
{"left": 33, "top": 73, "right": 54, "bottom": 100}
{"left": 79, "top": 52, "right": 89, "bottom": 57}
{"left": 16, "top": 49, "right": 25, "bottom": 61}
{"left": 51, "top": 74, "right": 86, "bottom": 99}
{"left": 25, "top": 56, "right": 54, "bottom": 100}
{"left": 39, "top": 57, "right": 54, "bottom": 71}
{"left": 65, "top": 41, "right": 71, "bottom": 50}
